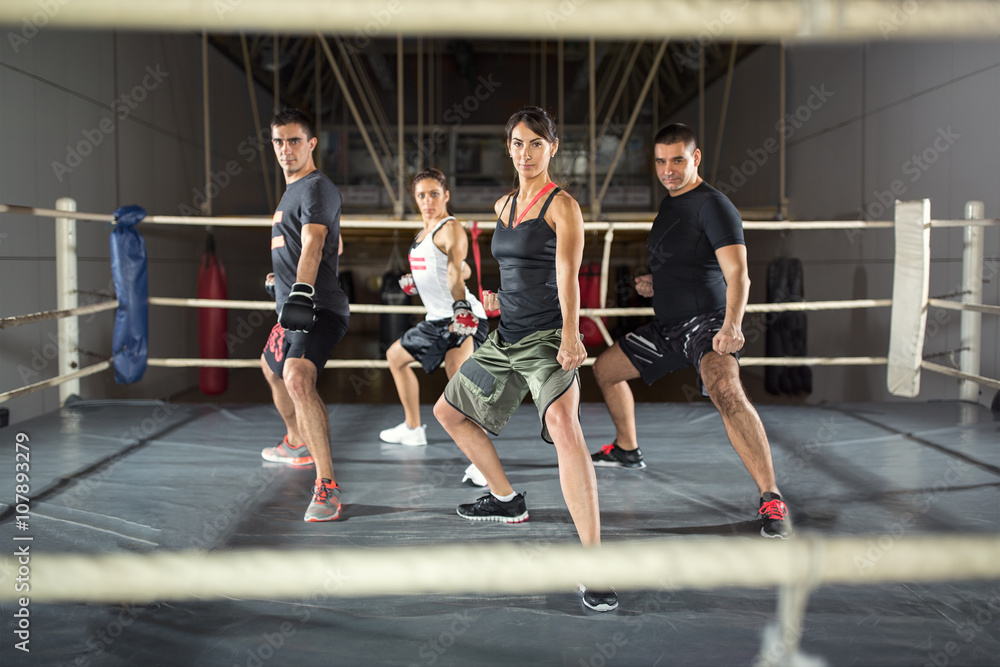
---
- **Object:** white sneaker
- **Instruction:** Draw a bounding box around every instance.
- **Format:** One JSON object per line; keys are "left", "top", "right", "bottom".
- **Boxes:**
{"left": 379, "top": 422, "right": 427, "bottom": 446}
{"left": 461, "top": 463, "right": 488, "bottom": 488}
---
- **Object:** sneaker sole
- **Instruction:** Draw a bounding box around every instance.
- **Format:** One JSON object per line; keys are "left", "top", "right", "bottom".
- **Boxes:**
{"left": 578, "top": 584, "right": 619, "bottom": 612}
{"left": 456, "top": 509, "right": 529, "bottom": 524}
{"left": 261, "top": 449, "right": 315, "bottom": 467}
{"left": 305, "top": 505, "right": 342, "bottom": 521}
{"left": 583, "top": 599, "right": 619, "bottom": 612}
{"left": 379, "top": 437, "right": 428, "bottom": 446}
{"left": 592, "top": 459, "right": 646, "bottom": 469}
{"left": 462, "top": 478, "right": 489, "bottom": 488}
{"left": 760, "top": 527, "right": 791, "bottom": 539}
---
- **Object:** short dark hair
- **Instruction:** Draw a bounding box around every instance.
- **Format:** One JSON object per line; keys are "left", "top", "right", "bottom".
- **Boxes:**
{"left": 270, "top": 108, "right": 315, "bottom": 140}
{"left": 411, "top": 167, "right": 449, "bottom": 194}
{"left": 654, "top": 123, "right": 697, "bottom": 153}
{"left": 505, "top": 106, "right": 558, "bottom": 146}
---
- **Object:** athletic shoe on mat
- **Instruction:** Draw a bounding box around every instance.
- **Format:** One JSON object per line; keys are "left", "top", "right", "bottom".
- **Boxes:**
{"left": 759, "top": 492, "right": 792, "bottom": 539}
{"left": 461, "top": 463, "right": 488, "bottom": 488}
{"left": 591, "top": 442, "right": 646, "bottom": 469}
{"left": 457, "top": 492, "right": 528, "bottom": 523}
{"left": 261, "top": 435, "right": 314, "bottom": 467}
{"left": 379, "top": 422, "right": 427, "bottom": 446}
{"left": 304, "top": 478, "right": 342, "bottom": 522}
{"left": 579, "top": 584, "right": 619, "bottom": 612}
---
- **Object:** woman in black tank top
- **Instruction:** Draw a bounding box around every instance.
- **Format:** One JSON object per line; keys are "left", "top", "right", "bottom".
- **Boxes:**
{"left": 434, "top": 108, "right": 615, "bottom": 610}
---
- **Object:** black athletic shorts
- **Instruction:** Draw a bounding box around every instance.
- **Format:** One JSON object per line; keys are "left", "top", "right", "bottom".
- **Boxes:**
{"left": 400, "top": 317, "right": 489, "bottom": 374}
{"left": 619, "top": 308, "right": 738, "bottom": 395}
{"left": 263, "top": 309, "right": 349, "bottom": 378}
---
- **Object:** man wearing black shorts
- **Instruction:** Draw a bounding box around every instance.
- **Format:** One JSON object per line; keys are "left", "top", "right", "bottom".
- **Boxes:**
{"left": 258, "top": 108, "right": 350, "bottom": 522}
{"left": 590, "top": 123, "right": 792, "bottom": 539}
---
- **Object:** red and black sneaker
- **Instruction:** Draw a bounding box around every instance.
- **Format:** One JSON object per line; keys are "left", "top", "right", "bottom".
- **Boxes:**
{"left": 591, "top": 443, "right": 646, "bottom": 469}
{"left": 304, "top": 478, "right": 342, "bottom": 522}
{"left": 261, "top": 436, "right": 314, "bottom": 467}
{"left": 759, "top": 492, "right": 792, "bottom": 539}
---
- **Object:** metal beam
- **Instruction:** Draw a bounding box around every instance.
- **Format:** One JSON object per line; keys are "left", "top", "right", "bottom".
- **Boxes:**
{"left": 597, "top": 41, "right": 644, "bottom": 145}
{"left": 589, "top": 38, "right": 597, "bottom": 221}
{"left": 710, "top": 39, "right": 739, "bottom": 186}
{"left": 596, "top": 40, "right": 668, "bottom": 206}
{"left": 333, "top": 36, "right": 395, "bottom": 165}
{"left": 317, "top": 34, "right": 399, "bottom": 209}
{"left": 240, "top": 33, "right": 274, "bottom": 211}
{"left": 6, "top": 1, "right": 999, "bottom": 39}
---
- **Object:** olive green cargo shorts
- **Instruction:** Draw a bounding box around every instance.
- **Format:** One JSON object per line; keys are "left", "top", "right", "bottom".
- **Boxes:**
{"left": 443, "top": 328, "right": 579, "bottom": 444}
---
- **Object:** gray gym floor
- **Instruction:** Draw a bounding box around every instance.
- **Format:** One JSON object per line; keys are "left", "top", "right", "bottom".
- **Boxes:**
{"left": 1, "top": 399, "right": 998, "bottom": 666}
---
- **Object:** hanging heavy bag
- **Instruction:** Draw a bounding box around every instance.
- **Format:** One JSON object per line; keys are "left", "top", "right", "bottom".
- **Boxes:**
{"left": 579, "top": 260, "right": 604, "bottom": 346}
{"left": 764, "top": 258, "right": 786, "bottom": 396}
{"left": 198, "top": 232, "right": 228, "bottom": 395}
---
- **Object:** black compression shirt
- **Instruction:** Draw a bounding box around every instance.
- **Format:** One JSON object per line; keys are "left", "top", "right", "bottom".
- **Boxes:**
{"left": 270, "top": 170, "right": 349, "bottom": 317}
{"left": 648, "top": 182, "right": 744, "bottom": 323}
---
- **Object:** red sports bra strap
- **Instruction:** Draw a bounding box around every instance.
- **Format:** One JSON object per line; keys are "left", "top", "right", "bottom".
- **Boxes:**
{"left": 514, "top": 181, "right": 557, "bottom": 227}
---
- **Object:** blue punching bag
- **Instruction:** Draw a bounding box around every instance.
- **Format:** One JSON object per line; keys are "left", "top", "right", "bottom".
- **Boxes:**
{"left": 110, "top": 205, "right": 149, "bottom": 384}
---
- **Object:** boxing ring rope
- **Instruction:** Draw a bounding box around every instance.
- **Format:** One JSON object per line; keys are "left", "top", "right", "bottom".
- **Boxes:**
{"left": 2, "top": 198, "right": 998, "bottom": 406}
{"left": 1, "top": 534, "right": 998, "bottom": 605}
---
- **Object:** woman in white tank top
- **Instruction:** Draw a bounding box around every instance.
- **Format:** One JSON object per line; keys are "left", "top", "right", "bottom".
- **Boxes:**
{"left": 379, "top": 169, "right": 488, "bottom": 448}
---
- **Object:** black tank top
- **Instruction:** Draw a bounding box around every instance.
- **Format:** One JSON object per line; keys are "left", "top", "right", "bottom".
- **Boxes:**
{"left": 491, "top": 187, "right": 562, "bottom": 343}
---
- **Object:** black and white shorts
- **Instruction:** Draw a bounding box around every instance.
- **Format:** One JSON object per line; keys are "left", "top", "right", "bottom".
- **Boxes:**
{"left": 400, "top": 317, "right": 490, "bottom": 374}
{"left": 619, "top": 308, "right": 737, "bottom": 394}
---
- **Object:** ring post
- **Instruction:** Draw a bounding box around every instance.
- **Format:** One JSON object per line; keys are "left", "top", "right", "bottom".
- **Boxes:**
{"left": 55, "top": 197, "right": 80, "bottom": 404}
{"left": 887, "top": 199, "right": 931, "bottom": 397}
{"left": 960, "top": 200, "right": 984, "bottom": 404}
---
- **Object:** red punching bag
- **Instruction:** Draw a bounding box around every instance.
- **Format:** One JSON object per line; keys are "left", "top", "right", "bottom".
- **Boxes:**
{"left": 198, "top": 232, "right": 228, "bottom": 395}
{"left": 579, "top": 260, "right": 604, "bottom": 346}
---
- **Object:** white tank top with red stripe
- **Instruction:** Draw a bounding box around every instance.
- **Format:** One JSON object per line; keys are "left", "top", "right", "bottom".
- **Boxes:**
{"left": 408, "top": 216, "right": 487, "bottom": 322}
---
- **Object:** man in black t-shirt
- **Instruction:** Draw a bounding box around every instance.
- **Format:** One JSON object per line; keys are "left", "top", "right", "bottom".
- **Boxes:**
{"left": 590, "top": 123, "right": 792, "bottom": 539}
{"left": 258, "top": 109, "right": 350, "bottom": 522}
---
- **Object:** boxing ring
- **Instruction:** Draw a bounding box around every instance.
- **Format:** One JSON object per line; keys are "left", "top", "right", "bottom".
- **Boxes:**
{"left": 1, "top": 199, "right": 999, "bottom": 666}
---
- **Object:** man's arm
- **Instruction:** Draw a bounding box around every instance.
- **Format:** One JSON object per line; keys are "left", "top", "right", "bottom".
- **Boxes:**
{"left": 296, "top": 223, "right": 329, "bottom": 285}
{"left": 712, "top": 243, "right": 750, "bottom": 355}
{"left": 552, "top": 193, "right": 587, "bottom": 371}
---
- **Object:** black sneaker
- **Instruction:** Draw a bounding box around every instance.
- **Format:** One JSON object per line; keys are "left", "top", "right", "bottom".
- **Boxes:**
{"left": 759, "top": 492, "right": 792, "bottom": 539}
{"left": 579, "top": 584, "right": 618, "bottom": 612}
{"left": 457, "top": 492, "right": 529, "bottom": 524}
{"left": 591, "top": 443, "right": 646, "bottom": 469}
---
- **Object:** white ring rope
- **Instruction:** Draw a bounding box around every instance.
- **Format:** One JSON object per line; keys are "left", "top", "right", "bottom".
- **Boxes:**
{"left": 1, "top": 534, "right": 997, "bottom": 605}
{"left": 1, "top": 202, "right": 996, "bottom": 403}
{"left": 922, "top": 360, "right": 1000, "bottom": 391}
